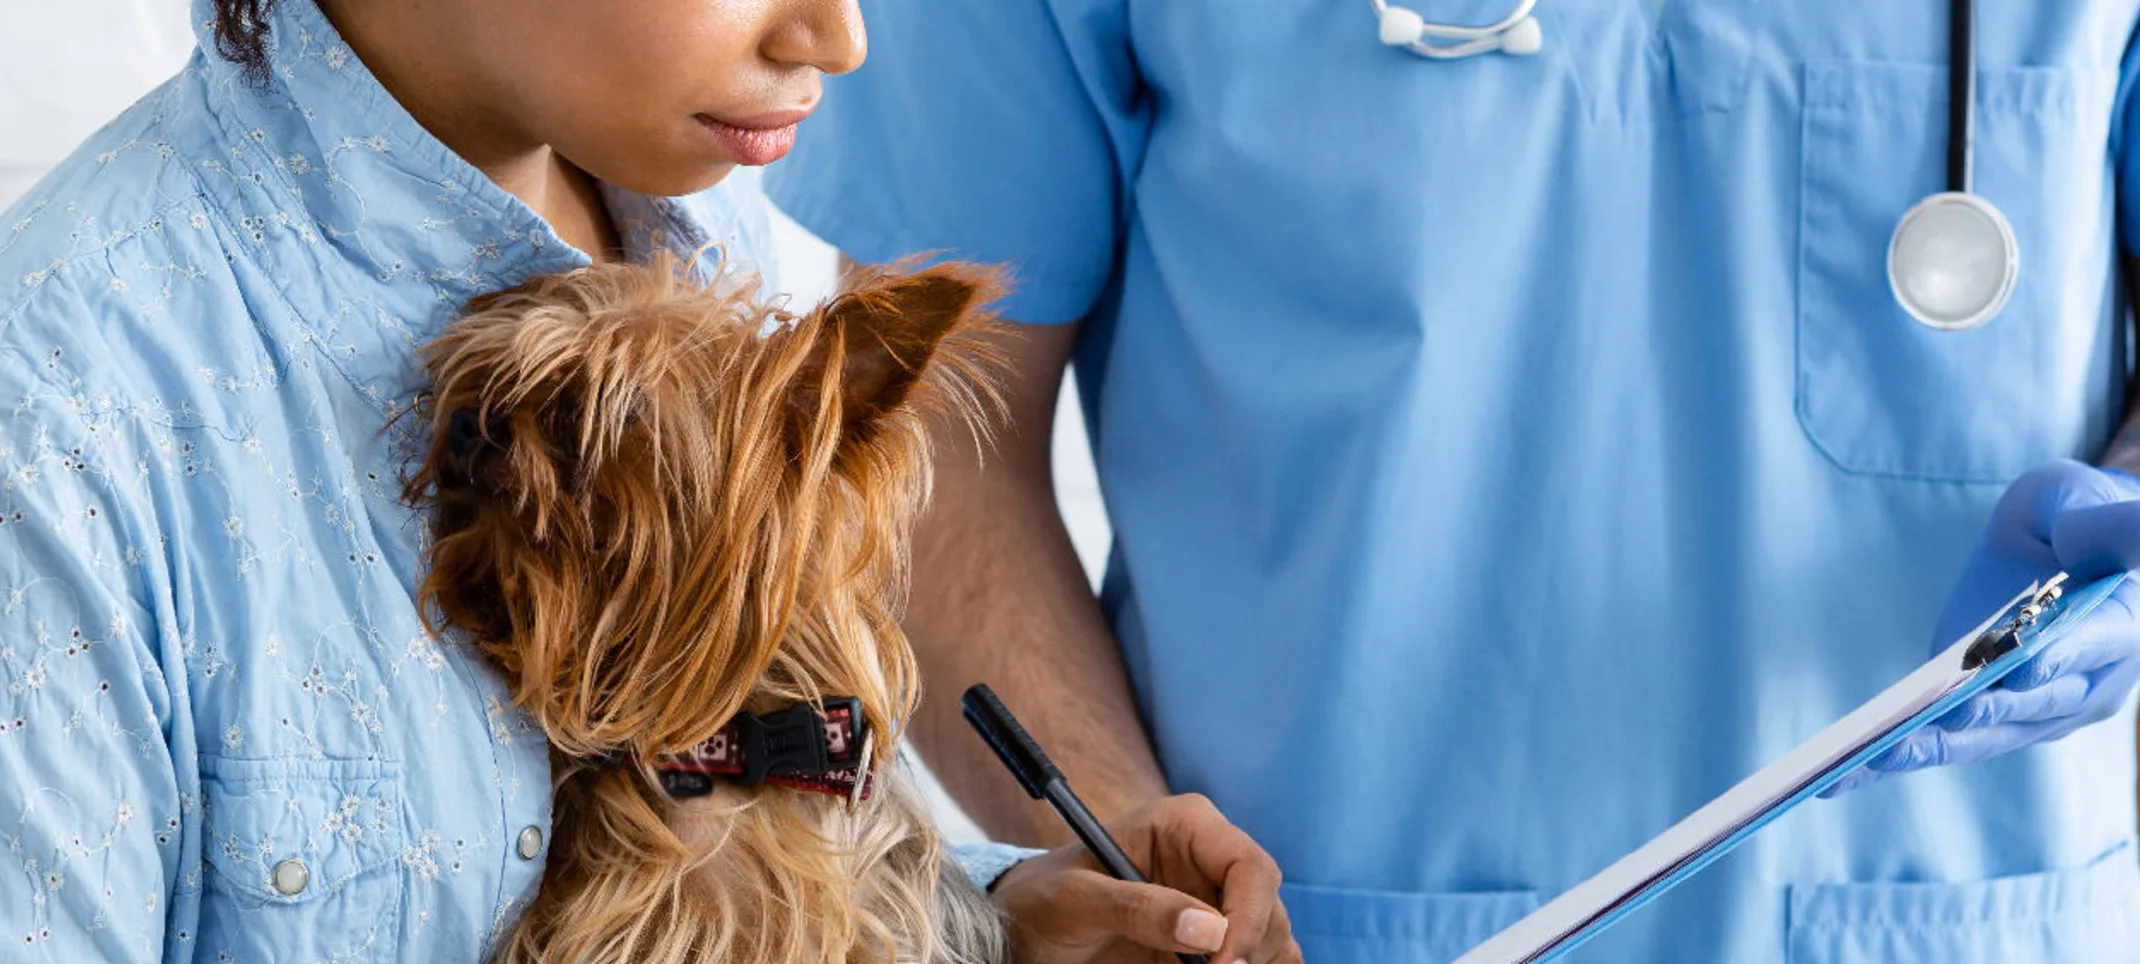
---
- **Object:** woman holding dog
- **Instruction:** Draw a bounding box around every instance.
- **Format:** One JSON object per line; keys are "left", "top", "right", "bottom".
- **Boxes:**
{"left": 0, "top": 1, "right": 1295, "bottom": 962}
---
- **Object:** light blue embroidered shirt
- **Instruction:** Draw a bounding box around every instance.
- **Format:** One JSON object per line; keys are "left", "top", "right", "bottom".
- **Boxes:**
{"left": 0, "top": 2, "right": 1028, "bottom": 961}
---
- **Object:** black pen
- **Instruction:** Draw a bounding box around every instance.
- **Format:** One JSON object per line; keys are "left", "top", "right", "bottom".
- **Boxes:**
{"left": 961, "top": 683, "right": 1213, "bottom": 964}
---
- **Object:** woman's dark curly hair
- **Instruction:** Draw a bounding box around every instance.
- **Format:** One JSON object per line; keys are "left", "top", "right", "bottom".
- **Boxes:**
{"left": 211, "top": 0, "right": 278, "bottom": 81}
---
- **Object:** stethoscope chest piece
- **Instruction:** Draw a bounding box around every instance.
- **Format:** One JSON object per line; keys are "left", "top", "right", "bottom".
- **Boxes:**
{"left": 1887, "top": 191, "right": 2018, "bottom": 332}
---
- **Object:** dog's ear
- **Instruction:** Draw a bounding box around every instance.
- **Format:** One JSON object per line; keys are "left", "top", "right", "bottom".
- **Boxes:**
{"left": 793, "top": 261, "right": 1003, "bottom": 440}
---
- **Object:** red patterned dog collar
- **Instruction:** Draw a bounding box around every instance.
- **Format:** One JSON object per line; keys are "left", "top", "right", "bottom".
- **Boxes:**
{"left": 652, "top": 698, "right": 873, "bottom": 801}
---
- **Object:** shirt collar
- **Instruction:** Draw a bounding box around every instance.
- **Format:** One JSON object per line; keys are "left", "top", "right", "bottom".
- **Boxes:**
{"left": 185, "top": 0, "right": 732, "bottom": 412}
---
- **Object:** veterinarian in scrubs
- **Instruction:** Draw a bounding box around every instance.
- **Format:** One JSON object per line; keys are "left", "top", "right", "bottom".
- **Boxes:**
{"left": 770, "top": 2, "right": 2140, "bottom": 961}
{"left": 0, "top": 2, "right": 1295, "bottom": 962}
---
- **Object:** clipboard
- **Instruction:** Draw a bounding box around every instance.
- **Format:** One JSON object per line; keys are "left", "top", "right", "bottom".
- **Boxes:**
{"left": 1453, "top": 571, "right": 2129, "bottom": 964}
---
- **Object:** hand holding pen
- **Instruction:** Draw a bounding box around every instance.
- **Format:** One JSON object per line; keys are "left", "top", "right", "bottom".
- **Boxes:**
{"left": 965, "top": 684, "right": 1302, "bottom": 964}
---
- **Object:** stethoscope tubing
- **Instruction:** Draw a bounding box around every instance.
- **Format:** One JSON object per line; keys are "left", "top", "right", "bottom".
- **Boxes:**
{"left": 1948, "top": 0, "right": 1974, "bottom": 194}
{"left": 1368, "top": 0, "right": 1539, "bottom": 41}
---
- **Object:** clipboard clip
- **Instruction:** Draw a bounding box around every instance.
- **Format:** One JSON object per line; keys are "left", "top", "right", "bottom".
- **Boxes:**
{"left": 1960, "top": 573, "right": 2070, "bottom": 671}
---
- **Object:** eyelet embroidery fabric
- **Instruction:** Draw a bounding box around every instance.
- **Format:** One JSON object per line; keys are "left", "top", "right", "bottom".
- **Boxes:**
{"left": 0, "top": 1, "right": 1054, "bottom": 961}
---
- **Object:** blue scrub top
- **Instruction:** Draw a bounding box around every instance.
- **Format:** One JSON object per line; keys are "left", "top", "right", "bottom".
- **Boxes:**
{"left": 771, "top": 2, "right": 2140, "bottom": 961}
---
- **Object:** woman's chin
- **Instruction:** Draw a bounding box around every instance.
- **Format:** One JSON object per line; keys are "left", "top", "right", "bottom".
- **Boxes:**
{"left": 576, "top": 153, "right": 740, "bottom": 201}
{"left": 653, "top": 161, "right": 740, "bottom": 198}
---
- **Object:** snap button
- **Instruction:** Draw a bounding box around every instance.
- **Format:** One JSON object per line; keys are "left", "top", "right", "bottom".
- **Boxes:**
{"left": 272, "top": 858, "right": 309, "bottom": 896}
{"left": 517, "top": 825, "right": 543, "bottom": 860}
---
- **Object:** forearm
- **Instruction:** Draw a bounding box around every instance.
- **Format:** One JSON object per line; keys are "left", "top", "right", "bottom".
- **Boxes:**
{"left": 2102, "top": 417, "right": 2140, "bottom": 475}
{"left": 2104, "top": 257, "right": 2140, "bottom": 474}
{"left": 904, "top": 333, "right": 1168, "bottom": 848}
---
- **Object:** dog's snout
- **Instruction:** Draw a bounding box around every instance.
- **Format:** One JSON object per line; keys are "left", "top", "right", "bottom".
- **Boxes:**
{"left": 443, "top": 407, "right": 513, "bottom": 490}
{"left": 449, "top": 407, "right": 513, "bottom": 457}
{"left": 448, "top": 408, "right": 487, "bottom": 457}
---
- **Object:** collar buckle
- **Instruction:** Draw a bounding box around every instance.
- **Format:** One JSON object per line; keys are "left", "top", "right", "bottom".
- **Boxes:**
{"left": 652, "top": 697, "right": 872, "bottom": 801}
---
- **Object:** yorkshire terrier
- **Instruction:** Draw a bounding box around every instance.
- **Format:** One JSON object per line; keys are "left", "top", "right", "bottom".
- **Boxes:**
{"left": 403, "top": 254, "right": 1011, "bottom": 964}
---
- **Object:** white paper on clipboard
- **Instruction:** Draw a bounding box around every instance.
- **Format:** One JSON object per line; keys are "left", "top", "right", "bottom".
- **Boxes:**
{"left": 1453, "top": 573, "right": 2113, "bottom": 964}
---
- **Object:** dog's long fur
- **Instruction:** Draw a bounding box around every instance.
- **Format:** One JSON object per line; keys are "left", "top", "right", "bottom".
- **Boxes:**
{"left": 402, "top": 254, "right": 1011, "bottom": 964}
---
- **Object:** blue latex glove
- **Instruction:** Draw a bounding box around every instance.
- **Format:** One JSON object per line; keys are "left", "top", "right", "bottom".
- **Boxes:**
{"left": 1823, "top": 460, "right": 2140, "bottom": 797}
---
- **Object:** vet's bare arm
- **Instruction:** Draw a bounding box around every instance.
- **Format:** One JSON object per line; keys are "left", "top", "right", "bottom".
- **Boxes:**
{"left": 884, "top": 265, "right": 1168, "bottom": 846}
{"left": 2102, "top": 257, "right": 2140, "bottom": 475}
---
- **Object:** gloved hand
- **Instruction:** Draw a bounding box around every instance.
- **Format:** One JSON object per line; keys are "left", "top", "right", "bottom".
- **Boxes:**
{"left": 1823, "top": 459, "right": 2140, "bottom": 797}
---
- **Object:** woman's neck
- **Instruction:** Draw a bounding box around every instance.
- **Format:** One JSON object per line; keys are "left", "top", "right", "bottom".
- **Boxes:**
{"left": 499, "top": 152, "right": 622, "bottom": 262}
{"left": 317, "top": 0, "right": 622, "bottom": 261}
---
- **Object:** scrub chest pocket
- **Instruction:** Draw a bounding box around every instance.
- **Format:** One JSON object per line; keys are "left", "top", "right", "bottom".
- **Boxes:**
{"left": 197, "top": 756, "right": 406, "bottom": 963}
{"left": 1796, "top": 60, "right": 2123, "bottom": 485}
{"left": 1280, "top": 881, "right": 1539, "bottom": 962}
{"left": 1784, "top": 840, "right": 2140, "bottom": 963}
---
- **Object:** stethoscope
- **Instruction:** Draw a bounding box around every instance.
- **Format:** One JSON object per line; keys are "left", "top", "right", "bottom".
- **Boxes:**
{"left": 1370, "top": 0, "right": 2018, "bottom": 331}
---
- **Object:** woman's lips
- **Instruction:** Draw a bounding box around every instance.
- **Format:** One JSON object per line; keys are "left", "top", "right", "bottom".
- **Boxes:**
{"left": 695, "top": 110, "right": 812, "bottom": 166}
